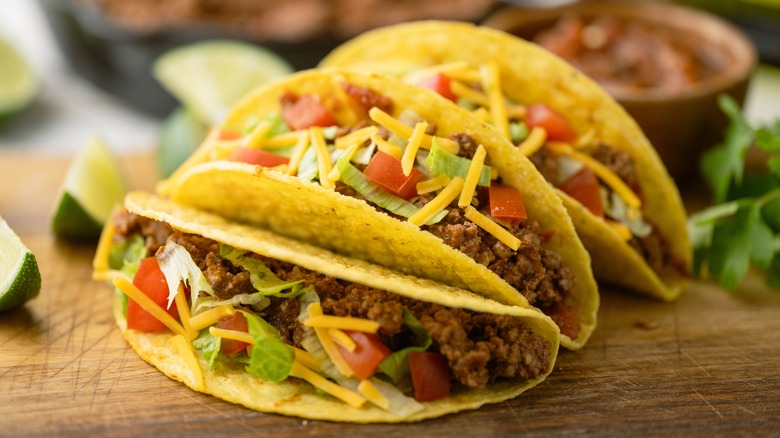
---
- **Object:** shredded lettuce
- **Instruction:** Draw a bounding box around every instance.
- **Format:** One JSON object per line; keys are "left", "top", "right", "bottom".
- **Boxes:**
{"left": 602, "top": 188, "right": 652, "bottom": 238}
{"left": 157, "top": 241, "right": 215, "bottom": 311}
{"left": 336, "top": 149, "right": 447, "bottom": 224}
{"left": 378, "top": 310, "right": 432, "bottom": 383}
{"left": 244, "top": 111, "right": 289, "bottom": 137}
{"left": 557, "top": 155, "right": 585, "bottom": 186}
{"left": 219, "top": 245, "right": 306, "bottom": 297}
{"left": 241, "top": 310, "right": 294, "bottom": 382}
{"left": 322, "top": 126, "right": 339, "bottom": 140}
{"left": 192, "top": 329, "right": 222, "bottom": 371}
{"left": 109, "top": 235, "right": 147, "bottom": 315}
{"left": 426, "top": 138, "right": 491, "bottom": 186}
{"left": 352, "top": 143, "right": 376, "bottom": 165}
{"left": 510, "top": 121, "right": 529, "bottom": 143}
{"left": 298, "top": 145, "right": 319, "bottom": 182}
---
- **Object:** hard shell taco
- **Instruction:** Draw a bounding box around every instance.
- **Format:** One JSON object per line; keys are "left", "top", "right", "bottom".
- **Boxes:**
{"left": 92, "top": 191, "right": 560, "bottom": 422}
{"left": 158, "top": 69, "right": 598, "bottom": 350}
{"left": 320, "top": 21, "right": 691, "bottom": 301}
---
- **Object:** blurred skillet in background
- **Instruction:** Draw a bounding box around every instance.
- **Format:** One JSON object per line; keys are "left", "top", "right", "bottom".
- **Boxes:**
{"left": 483, "top": 1, "right": 758, "bottom": 183}
{"left": 40, "top": 0, "right": 501, "bottom": 118}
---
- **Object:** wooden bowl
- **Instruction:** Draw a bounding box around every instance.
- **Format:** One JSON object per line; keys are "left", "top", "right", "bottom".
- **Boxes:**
{"left": 483, "top": 1, "right": 757, "bottom": 184}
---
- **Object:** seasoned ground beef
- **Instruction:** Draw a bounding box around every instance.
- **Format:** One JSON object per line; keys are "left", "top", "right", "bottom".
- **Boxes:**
{"left": 342, "top": 83, "right": 393, "bottom": 113}
{"left": 451, "top": 132, "right": 491, "bottom": 165}
{"left": 529, "top": 147, "right": 559, "bottom": 184}
{"left": 114, "top": 212, "right": 552, "bottom": 390}
{"left": 590, "top": 144, "right": 641, "bottom": 195}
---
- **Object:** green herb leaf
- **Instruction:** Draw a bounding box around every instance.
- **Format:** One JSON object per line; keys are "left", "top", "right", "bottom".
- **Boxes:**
{"left": 219, "top": 244, "right": 305, "bottom": 298}
{"left": 768, "top": 253, "right": 780, "bottom": 289}
{"left": 700, "top": 95, "right": 754, "bottom": 203}
{"left": 706, "top": 206, "right": 754, "bottom": 289}
{"left": 241, "top": 310, "right": 294, "bottom": 382}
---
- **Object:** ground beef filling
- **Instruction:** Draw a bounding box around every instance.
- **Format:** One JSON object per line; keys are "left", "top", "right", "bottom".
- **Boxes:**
{"left": 530, "top": 143, "right": 683, "bottom": 275}
{"left": 113, "top": 212, "right": 552, "bottom": 390}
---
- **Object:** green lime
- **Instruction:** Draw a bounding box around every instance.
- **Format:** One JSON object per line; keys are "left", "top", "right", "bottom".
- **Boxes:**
{"left": 0, "top": 38, "right": 38, "bottom": 125}
{"left": 0, "top": 217, "right": 41, "bottom": 312}
{"left": 51, "top": 136, "right": 127, "bottom": 240}
{"left": 152, "top": 39, "right": 294, "bottom": 126}
{"left": 157, "top": 106, "right": 209, "bottom": 178}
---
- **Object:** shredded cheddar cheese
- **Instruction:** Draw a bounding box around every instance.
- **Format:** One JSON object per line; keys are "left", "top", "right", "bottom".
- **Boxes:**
{"left": 402, "top": 121, "right": 428, "bottom": 176}
{"left": 606, "top": 220, "right": 633, "bottom": 241}
{"left": 445, "top": 67, "right": 483, "bottom": 84}
{"left": 113, "top": 276, "right": 188, "bottom": 337}
{"left": 450, "top": 80, "right": 490, "bottom": 107}
{"left": 243, "top": 120, "right": 272, "bottom": 149}
{"left": 464, "top": 206, "right": 521, "bottom": 251}
{"left": 209, "top": 326, "right": 254, "bottom": 345}
{"left": 171, "top": 334, "right": 205, "bottom": 391}
{"left": 290, "top": 362, "right": 366, "bottom": 408}
{"left": 91, "top": 269, "right": 127, "bottom": 282}
{"left": 310, "top": 127, "right": 335, "bottom": 190}
{"left": 328, "top": 328, "right": 357, "bottom": 352}
{"left": 294, "top": 347, "right": 321, "bottom": 373}
{"left": 408, "top": 177, "right": 464, "bottom": 227}
{"left": 189, "top": 305, "right": 237, "bottom": 331}
{"left": 416, "top": 174, "right": 452, "bottom": 195}
{"left": 506, "top": 104, "right": 527, "bottom": 120}
{"left": 482, "top": 61, "right": 510, "bottom": 139}
{"left": 372, "top": 134, "right": 403, "bottom": 160}
{"left": 458, "top": 144, "right": 486, "bottom": 208}
{"left": 575, "top": 127, "right": 595, "bottom": 149}
{"left": 174, "top": 284, "right": 197, "bottom": 341}
{"left": 367, "top": 107, "right": 459, "bottom": 154}
{"left": 284, "top": 131, "right": 311, "bottom": 176}
{"left": 328, "top": 143, "right": 364, "bottom": 181}
{"left": 304, "top": 315, "right": 380, "bottom": 333}
{"left": 358, "top": 379, "right": 390, "bottom": 410}
{"left": 307, "top": 303, "right": 354, "bottom": 377}
{"left": 517, "top": 126, "right": 547, "bottom": 156}
{"left": 547, "top": 142, "right": 642, "bottom": 209}
{"left": 264, "top": 131, "right": 306, "bottom": 148}
{"left": 335, "top": 126, "right": 377, "bottom": 150}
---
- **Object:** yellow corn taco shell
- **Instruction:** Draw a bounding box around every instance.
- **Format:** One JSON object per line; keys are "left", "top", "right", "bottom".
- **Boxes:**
{"left": 158, "top": 69, "right": 598, "bottom": 350}
{"left": 108, "top": 191, "right": 560, "bottom": 423}
{"left": 320, "top": 21, "right": 691, "bottom": 301}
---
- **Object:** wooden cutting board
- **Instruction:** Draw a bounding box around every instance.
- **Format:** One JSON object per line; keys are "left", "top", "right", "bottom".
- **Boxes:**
{"left": 1, "top": 150, "right": 779, "bottom": 437}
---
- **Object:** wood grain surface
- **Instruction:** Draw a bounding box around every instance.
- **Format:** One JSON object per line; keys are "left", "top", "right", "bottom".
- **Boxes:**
{"left": 1, "top": 151, "right": 780, "bottom": 437}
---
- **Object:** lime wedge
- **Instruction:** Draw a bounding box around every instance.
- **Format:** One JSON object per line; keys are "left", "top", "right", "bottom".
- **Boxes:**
{"left": 51, "top": 136, "right": 127, "bottom": 240}
{"left": 0, "top": 217, "right": 41, "bottom": 312}
{"left": 157, "top": 106, "right": 209, "bottom": 178}
{"left": 153, "top": 40, "right": 294, "bottom": 126}
{"left": 0, "top": 38, "right": 38, "bottom": 125}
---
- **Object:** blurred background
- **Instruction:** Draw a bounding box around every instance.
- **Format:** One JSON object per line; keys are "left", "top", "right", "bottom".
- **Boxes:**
{"left": 1, "top": 0, "right": 779, "bottom": 172}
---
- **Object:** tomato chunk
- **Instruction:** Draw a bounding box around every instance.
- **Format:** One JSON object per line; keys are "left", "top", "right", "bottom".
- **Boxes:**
{"left": 409, "top": 351, "right": 451, "bottom": 402}
{"left": 363, "top": 151, "right": 425, "bottom": 200}
{"left": 227, "top": 147, "right": 290, "bottom": 168}
{"left": 127, "top": 257, "right": 179, "bottom": 332}
{"left": 217, "top": 311, "right": 249, "bottom": 355}
{"left": 337, "top": 331, "right": 391, "bottom": 380}
{"left": 489, "top": 184, "right": 528, "bottom": 222}
{"left": 524, "top": 103, "right": 576, "bottom": 142}
{"left": 559, "top": 167, "right": 604, "bottom": 217}
{"left": 415, "top": 73, "right": 457, "bottom": 102}
{"left": 281, "top": 94, "right": 337, "bottom": 130}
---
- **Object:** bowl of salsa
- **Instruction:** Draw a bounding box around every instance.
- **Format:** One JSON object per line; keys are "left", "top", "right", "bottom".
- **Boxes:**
{"left": 483, "top": 1, "right": 757, "bottom": 183}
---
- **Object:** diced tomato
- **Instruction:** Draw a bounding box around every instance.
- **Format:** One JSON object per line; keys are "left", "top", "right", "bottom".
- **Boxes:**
{"left": 524, "top": 103, "right": 576, "bottom": 142}
{"left": 217, "top": 311, "right": 250, "bottom": 355}
{"left": 127, "top": 257, "right": 179, "bottom": 332}
{"left": 217, "top": 130, "right": 241, "bottom": 140}
{"left": 227, "top": 147, "right": 290, "bottom": 168}
{"left": 559, "top": 167, "right": 604, "bottom": 217}
{"left": 363, "top": 151, "right": 426, "bottom": 200}
{"left": 415, "top": 73, "right": 457, "bottom": 102}
{"left": 409, "top": 352, "right": 451, "bottom": 402}
{"left": 489, "top": 184, "right": 528, "bottom": 222}
{"left": 337, "top": 331, "right": 391, "bottom": 381}
{"left": 546, "top": 302, "right": 581, "bottom": 341}
{"left": 280, "top": 94, "right": 337, "bottom": 130}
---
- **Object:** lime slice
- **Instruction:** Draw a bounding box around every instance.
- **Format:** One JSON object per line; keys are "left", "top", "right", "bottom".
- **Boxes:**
{"left": 0, "top": 217, "right": 41, "bottom": 312}
{"left": 0, "top": 38, "right": 38, "bottom": 125}
{"left": 157, "top": 106, "right": 209, "bottom": 178}
{"left": 153, "top": 40, "right": 294, "bottom": 126}
{"left": 51, "top": 136, "right": 127, "bottom": 240}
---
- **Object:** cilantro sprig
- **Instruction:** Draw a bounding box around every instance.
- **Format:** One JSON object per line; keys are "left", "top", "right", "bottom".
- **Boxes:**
{"left": 688, "top": 95, "right": 780, "bottom": 290}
